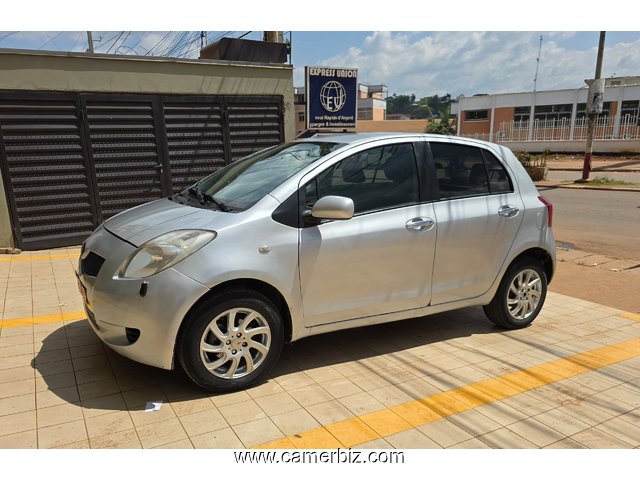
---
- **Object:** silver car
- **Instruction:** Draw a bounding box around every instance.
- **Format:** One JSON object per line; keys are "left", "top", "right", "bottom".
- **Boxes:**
{"left": 77, "top": 133, "right": 555, "bottom": 391}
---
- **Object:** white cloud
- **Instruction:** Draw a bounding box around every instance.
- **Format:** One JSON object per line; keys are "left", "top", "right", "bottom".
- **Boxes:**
{"left": 295, "top": 32, "right": 640, "bottom": 98}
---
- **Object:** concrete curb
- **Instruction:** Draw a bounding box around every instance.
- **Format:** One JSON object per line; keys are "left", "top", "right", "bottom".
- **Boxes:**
{"left": 536, "top": 182, "right": 640, "bottom": 192}
{"left": 548, "top": 167, "right": 640, "bottom": 173}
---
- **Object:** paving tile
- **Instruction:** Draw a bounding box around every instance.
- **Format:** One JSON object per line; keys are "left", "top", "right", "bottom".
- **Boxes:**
{"left": 288, "top": 384, "right": 333, "bottom": 407}
{"left": 170, "top": 397, "right": 215, "bottom": 417}
{"left": 232, "top": 417, "right": 283, "bottom": 447}
{"left": 37, "top": 402, "right": 84, "bottom": 428}
{"left": 319, "top": 378, "right": 362, "bottom": 398}
{"left": 0, "top": 393, "right": 35, "bottom": 416}
{"left": 89, "top": 429, "right": 142, "bottom": 449}
{"left": 385, "top": 428, "right": 442, "bottom": 448}
{"left": 0, "top": 366, "right": 34, "bottom": 384}
{"left": 571, "top": 427, "right": 634, "bottom": 448}
{"left": 153, "top": 438, "right": 193, "bottom": 449}
{"left": 85, "top": 411, "right": 135, "bottom": 438}
{"left": 191, "top": 427, "right": 244, "bottom": 449}
{"left": 270, "top": 408, "right": 320, "bottom": 436}
{"left": 306, "top": 399, "right": 354, "bottom": 425}
{"left": 359, "top": 409, "right": 412, "bottom": 437}
{"left": 473, "top": 401, "right": 529, "bottom": 426}
{"left": 601, "top": 384, "right": 640, "bottom": 408}
{"left": 324, "top": 418, "right": 378, "bottom": 447}
{"left": 417, "top": 418, "right": 474, "bottom": 448}
{"left": 274, "top": 370, "right": 315, "bottom": 390}
{"left": 338, "top": 391, "right": 386, "bottom": 416}
{"left": 254, "top": 392, "right": 301, "bottom": 417}
{"left": 543, "top": 438, "right": 587, "bottom": 449}
{"left": 72, "top": 353, "right": 109, "bottom": 371}
{"left": 477, "top": 427, "right": 537, "bottom": 449}
{"left": 368, "top": 384, "right": 415, "bottom": 408}
{"left": 74, "top": 366, "right": 114, "bottom": 385}
{"left": 77, "top": 377, "right": 120, "bottom": 401}
{"left": 500, "top": 392, "right": 554, "bottom": 417}
{"left": 35, "top": 371, "right": 76, "bottom": 392}
{"left": 354, "top": 438, "right": 392, "bottom": 449}
{"left": 210, "top": 390, "right": 251, "bottom": 408}
{"left": 448, "top": 438, "right": 491, "bottom": 449}
{"left": 136, "top": 418, "right": 188, "bottom": 449}
{"left": 34, "top": 348, "right": 71, "bottom": 365}
{"left": 288, "top": 426, "right": 342, "bottom": 449}
{"left": 34, "top": 359, "right": 74, "bottom": 377}
{"left": 36, "top": 386, "right": 79, "bottom": 409}
{"left": 507, "top": 417, "right": 566, "bottom": 447}
{"left": 81, "top": 393, "right": 127, "bottom": 418}
{"left": 533, "top": 408, "right": 591, "bottom": 437}
{"left": 179, "top": 409, "right": 228, "bottom": 437}
{"left": 0, "top": 378, "right": 35, "bottom": 399}
{"left": 218, "top": 399, "right": 267, "bottom": 427}
{"left": 38, "top": 419, "right": 88, "bottom": 448}
{"left": 0, "top": 343, "right": 34, "bottom": 358}
{"left": 594, "top": 417, "right": 640, "bottom": 447}
{"left": 54, "top": 439, "right": 90, "bottom": 449}
{"left": 245, "top": 378, "right": 285, "bottom": 399}
{"left": 0, "top": 429, "right": 37, "bottom": 448}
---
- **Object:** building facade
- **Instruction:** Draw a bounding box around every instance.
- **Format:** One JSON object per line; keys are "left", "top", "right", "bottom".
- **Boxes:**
{"left": 451, "top": 77, "right": 640, "bottom": 152}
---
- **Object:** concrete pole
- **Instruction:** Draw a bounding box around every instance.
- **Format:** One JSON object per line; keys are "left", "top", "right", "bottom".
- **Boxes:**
{"left": 87, "top": 32, "right": 94, "bottom": 54}
{"left": 580, "top": 31, "right": 606, "bottom": 182}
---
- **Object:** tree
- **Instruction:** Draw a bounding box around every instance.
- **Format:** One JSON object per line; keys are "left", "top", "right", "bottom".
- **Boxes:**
{"left": 425, "top": 111, "right": 456, "bottom": 135}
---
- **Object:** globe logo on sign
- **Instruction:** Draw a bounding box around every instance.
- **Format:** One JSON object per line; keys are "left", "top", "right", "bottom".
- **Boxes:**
{"left": 320, "top": 80, "right": 346, "bottom": 112}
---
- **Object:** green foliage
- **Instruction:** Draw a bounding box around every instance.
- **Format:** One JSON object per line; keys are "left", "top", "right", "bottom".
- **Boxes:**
{"left": 516, "top": 151, "right": 547, "bottom": 168}
{"left": 425, "top": 112, "right": 456, "bottom": 135}
{"left": 386, "top": 93, "right": 453, "bottom": 119}
{"left": 588, "top": 175, "right": 635, "bottom": 186}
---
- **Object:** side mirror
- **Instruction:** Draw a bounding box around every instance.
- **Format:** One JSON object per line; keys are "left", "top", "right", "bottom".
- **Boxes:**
{"left": 310, "top": 195, "right": 354, "bottom": 220}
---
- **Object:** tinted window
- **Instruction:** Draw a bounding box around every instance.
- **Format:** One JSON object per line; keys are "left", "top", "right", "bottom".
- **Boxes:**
{"left": 305, "top": 143, "right": 419, "bottom": 214}
{"left": 483, "top": 151, "right": 513, "bottom": 193}
{"left": 430, "top": 143, "right": 489, "bottom": 199}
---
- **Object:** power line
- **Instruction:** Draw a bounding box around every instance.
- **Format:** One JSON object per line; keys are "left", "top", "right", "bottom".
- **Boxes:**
{"left": 146, "top": 31, "right": 174, "bottom": 56}
{"left": 69, "top": 31, "right": 85, "bottom": 52}
{"left": 0, "top": 31, "right": 18, "bottom": 43}
{"left": 38, "top": 32, "right": 64, "bottom": 50}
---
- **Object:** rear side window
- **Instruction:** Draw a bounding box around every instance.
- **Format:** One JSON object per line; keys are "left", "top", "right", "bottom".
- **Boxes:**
{"left": 482, "top": 151, "right": 513, "bottom": 193}
{"left": 305, "top": 143, "right": 419, "bottom": 214}
{"left": 430, "top": 143, "right": 513, "bottom": 199}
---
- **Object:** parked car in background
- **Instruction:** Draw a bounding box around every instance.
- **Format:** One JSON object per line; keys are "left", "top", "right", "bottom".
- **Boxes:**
{"left": 77, "top": 133, "right": 555, "bottom": 391}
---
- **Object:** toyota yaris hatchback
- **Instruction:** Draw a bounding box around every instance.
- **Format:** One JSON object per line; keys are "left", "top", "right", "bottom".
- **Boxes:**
{"left": 77, "top": 133, "right": 555, "bottom": 391}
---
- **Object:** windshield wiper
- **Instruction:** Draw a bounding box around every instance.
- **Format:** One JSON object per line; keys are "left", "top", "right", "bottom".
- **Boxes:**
{"left": 187, "top": 186, "right": 229, "bottom": 212}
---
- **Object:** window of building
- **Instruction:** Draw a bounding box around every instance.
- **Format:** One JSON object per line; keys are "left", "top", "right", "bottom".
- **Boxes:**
{"left": 357, "top": 108, "right": 373, "bottom": 120}
{"left": 514, "top": 106, "right": 530, "bottom": 123}
{"left": 297, "top": 111, "right": 305, "bottom": 122}
{"left": 534, "top": 104, "right": 573, "bottom": 122}
{"left": 304, "top": 143, "right": 419, "bottom": 214}
{"left": 576, "top": 101, "right": 612, "bottom": 119}
{"left": 621, "top": 100, "right": 639, "bottom": 118}
{"left": 464, "top": 110, "right": 489, "bottom": 121}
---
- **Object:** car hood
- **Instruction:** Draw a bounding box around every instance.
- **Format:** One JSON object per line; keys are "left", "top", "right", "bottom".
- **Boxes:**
{"left": 103, "top": 198, "right": 228, "bottom": 246}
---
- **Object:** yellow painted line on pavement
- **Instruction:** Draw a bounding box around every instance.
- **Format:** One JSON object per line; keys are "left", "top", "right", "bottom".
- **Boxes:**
{"left": 0, "top": 311, "right": 86, "bottom": 329}
{"left": 0, "top": 253, "right": 79, "bottom": 263}
{"left": 256, "top": 336, "right": 640, "bottom": 449}
{"left": 619, "top": 312, "right": 640, "bottom": 322}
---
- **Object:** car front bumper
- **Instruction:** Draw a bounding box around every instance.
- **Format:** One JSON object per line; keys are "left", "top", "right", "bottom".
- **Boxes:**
{"left": 77, "top": 226, "right": 209, "bottom": 370}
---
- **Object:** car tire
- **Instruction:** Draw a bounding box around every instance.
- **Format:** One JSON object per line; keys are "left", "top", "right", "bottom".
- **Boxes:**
{"left": 483, "top": 258, "right": 548, "bottom": 329}
{"left": 176, "top": 289, "right": 284, "bottom": 392}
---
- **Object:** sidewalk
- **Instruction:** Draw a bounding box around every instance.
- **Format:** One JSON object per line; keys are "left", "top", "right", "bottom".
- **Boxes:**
{"left": 1, "top": 247, "right": 640, "bottom": 449}
{"left": 546, "top": 157, "right": 640, "bottom": 173}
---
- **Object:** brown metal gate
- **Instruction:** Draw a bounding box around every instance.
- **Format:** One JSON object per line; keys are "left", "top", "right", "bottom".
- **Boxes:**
{"left": 0, "top": 91, "right": 284, "bottom": 250}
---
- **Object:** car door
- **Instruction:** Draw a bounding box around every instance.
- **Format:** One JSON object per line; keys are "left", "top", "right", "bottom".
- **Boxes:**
{"left": 298, "top": 141, "right": 436, "bottom": 327}
{"left": 429, "top": 141, "right": 524, "bottom": 305}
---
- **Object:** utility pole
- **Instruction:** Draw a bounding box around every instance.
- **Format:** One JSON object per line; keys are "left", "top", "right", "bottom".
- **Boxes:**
{"left": 533, "top": 35, "right": 543, "bottom": 93}
{"left": 579, "top": 31, "right": 606, "bottom": 182}
{"left": 87, "top": 31, "right": 94, "bottom": 54}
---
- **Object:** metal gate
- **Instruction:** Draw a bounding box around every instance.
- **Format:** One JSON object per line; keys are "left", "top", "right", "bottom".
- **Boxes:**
{"left": 0, "top": 91, "right": 284, "bottom": 250}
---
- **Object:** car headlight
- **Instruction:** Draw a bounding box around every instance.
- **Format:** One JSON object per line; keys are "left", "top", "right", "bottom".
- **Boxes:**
{"left": 119, "top": 230, "right": 216, "bottom": 279}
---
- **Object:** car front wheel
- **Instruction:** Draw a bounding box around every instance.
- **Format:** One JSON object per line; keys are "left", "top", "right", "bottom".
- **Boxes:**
{"left": 483, "top": 258, "right": 547, "bottom": 329}
{"left": 177, "top": 289, "right": 284, "bottom": 392}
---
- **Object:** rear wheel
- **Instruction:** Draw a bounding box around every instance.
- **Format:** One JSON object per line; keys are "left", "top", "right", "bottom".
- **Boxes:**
{"left": 177, "top": 289, "right": 284, "bottom": 392}
{"left": 483, "top": 258, "right": 547, "bottom": 329}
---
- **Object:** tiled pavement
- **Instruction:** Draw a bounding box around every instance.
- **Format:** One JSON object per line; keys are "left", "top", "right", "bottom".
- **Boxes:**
{"left": 1, "top": 249, "right": 640, "bottom": 449}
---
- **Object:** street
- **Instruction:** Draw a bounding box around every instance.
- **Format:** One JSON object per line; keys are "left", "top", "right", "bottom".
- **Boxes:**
{"left": 539, "top": 187, "right": 640, "bottom": 259}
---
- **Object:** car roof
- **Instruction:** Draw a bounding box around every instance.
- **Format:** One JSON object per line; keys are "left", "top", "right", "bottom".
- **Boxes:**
{"left": 296, "top": 132, "right": 498, "bottom": 150}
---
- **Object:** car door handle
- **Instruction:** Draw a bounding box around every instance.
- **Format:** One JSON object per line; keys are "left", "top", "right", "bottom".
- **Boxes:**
{"left": 498, "top": 205, "right": 520, "bottom": 218}
{"left": 405, "top": 217, "right": 434, "bottom": 232}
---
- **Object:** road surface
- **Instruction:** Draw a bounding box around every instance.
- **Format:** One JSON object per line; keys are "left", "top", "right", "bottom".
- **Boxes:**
{"left": 537, "top": 187, "right": 640, "bottom": 260}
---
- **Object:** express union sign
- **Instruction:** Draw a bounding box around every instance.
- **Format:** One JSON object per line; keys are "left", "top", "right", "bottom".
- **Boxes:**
{"left": 305, "top": 66, "right": 358, "bottom": 129}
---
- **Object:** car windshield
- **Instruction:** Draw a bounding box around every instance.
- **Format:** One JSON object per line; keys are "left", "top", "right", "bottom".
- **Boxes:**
{"left": 184, "top": 141, "right": 343, "bottom": 212}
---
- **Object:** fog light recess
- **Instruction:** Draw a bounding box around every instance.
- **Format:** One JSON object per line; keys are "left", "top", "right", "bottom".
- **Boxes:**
{"left": 125, "top": 328, "right": 141, "bottom": 344}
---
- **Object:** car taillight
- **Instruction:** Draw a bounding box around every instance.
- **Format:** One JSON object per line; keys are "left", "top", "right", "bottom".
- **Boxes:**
{"left": 538, "top": 195, "right": 553, "bottom": 227}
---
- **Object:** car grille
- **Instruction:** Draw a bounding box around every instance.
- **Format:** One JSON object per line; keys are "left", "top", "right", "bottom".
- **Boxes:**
{"left": 80, "top": 251, "right": 105, "bottom": 277}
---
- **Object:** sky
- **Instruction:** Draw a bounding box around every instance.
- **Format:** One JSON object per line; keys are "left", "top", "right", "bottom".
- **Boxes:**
{"left": 1, "top": 0, "right": 639, "bottom": 100}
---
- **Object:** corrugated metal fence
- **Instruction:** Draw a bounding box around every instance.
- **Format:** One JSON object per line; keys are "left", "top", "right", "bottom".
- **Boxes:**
{"left": 0, "top": 91, "right": 284, "bottom": 250}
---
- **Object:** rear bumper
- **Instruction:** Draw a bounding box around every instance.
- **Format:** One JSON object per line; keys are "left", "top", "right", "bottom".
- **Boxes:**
{"left": 77, "top": 226, "right": 209, "bottom": 370}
